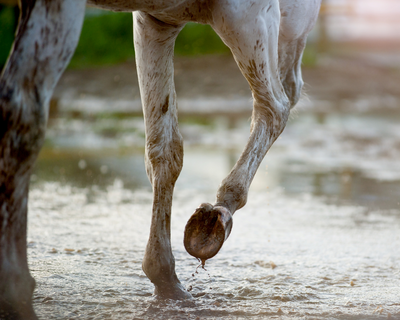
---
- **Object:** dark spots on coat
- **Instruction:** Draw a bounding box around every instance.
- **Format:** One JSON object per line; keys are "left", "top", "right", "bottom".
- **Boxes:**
{"left": 161, "top": 94, "right": 169, "bottom": 114}
{"left": 15, "top": 0, "right": 35, "bottom": 41}
{"left": 34, "top": 42, "right": 39, "bottom": 56}
{"left": 21, "top": 63, "right": 41, "bottom": 104}
{"left": 240, "top": 59, "right": 278, "bottom": 127}
{"left": 150, "top": 104, "right": 157, "bottom": 116}
{"left": 0, "top": 101, "right": 12, "bottom": 141}
{"left": 136, "top": 15, "right": 145, "bottom": 27}
{"left": 0, "top": 86, "right": 14, "bottom": 105}
{"left": 0, "top": 95, "right": 45, "bottom": 169}
{"left": 254, "top": 40, "right": 262, "bottom": 51}
{"left": 40, "top": 26, "right": 51, "bottom": 41}
{"left": 33, "top": 86, "right": 40, "bottom": 105}
{"left": 22, "top": 77, "right": 34, "bottom": 94}
{"left": 184, "top": 7, "right": 194, "bottom": 20}
{"left": 267, "top": 5, "right": 272, "bottom": 13}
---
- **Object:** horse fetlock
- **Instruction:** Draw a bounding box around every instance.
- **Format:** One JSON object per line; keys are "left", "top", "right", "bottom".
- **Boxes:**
{"left": 142, "top": 245, "right": 191, "bottom": 299}
{"left": 153, "top": 281, "right": 192, "bottom": 300}
{"left": 216, "top": 181, "right": 248, "bottom": 213}
{"left": 142, "top": 239, "right": 176, "bottom": 286}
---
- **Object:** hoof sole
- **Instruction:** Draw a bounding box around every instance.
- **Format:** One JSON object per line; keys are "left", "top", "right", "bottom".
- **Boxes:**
{"left": 184, "top": 203, "right": 232, "bottom": 261}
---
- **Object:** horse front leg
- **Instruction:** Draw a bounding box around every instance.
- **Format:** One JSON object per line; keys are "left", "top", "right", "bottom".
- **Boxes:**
{"left": 0, "top": 1, "right": 85, "bottom": 318}
{"left": 133, "top": 12, "right": 190, "bottom": 299}
{"left": 184, "top": 0, "right": 293, "bottom": 261}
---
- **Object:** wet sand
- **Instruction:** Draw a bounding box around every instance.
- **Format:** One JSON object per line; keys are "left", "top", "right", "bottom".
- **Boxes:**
{"left": 28, "top": 53, "right": 400, "bottom": 319}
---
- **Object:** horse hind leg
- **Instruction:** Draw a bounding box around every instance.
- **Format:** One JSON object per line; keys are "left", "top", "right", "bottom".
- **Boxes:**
{"left": 278, "top": 0, "right": 321, "bottom": 108}
{"left": 0, "top": 1, "right": 85, "bottom": 318}
{"left": 184, "top": 0, "right": 293, "bottom": 261}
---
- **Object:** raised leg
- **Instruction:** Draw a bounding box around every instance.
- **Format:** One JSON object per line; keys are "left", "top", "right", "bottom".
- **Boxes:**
{"left": 184, "top": 0, "right": 320, "bottom": 260}
{"left": 133, "top": 12, "right": 190, "bottom": 299}
{"left": 0, "top": 1, "right": 85, "bottom": 318}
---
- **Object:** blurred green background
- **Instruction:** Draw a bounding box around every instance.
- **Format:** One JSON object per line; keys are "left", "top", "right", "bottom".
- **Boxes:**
{"left": 0, "top": 4, "right": 18, "bottom": 67}
{"left": 0, "top": 6, "right": 317, "bottom": 70}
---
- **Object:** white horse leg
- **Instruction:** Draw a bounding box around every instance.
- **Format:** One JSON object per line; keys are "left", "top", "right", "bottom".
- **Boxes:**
{"left": 0, "top": 1, "right": 85, "bottom": 318}
{"left": 133, "top": 12, "right": 190, "bottom": 299}
{"left": 185, "top": 0, "right": 318, "bottom": 260}
{"left": 278, "top": 0, "right": 321, "bottom": 107}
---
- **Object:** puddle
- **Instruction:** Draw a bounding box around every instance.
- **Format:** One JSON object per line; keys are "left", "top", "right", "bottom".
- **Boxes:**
{"left": 37, "top": 111, "right": 400, "bottom": 210}
{"left": 29, "top": 108, "right": 400, "bottom": 319}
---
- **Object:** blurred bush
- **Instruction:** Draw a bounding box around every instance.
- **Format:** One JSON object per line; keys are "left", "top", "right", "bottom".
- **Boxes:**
{"left": 69, "top": 11, "right": 134, "bottom": 68}
{"left": 175, "top": 22, "right": 230, "bottom": 56}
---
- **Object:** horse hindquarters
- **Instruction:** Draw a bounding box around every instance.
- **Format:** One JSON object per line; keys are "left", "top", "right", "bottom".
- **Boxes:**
{"left": 0, "top": 1, "right": 85, "bottom": 318}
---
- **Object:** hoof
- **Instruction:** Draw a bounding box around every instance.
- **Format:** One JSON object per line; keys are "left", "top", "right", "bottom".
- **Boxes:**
{"left": 184, "top": 203, "right": 232, "bottom": 261}
{"left": 154, "top": 282, "right": 192, "bottom": 300}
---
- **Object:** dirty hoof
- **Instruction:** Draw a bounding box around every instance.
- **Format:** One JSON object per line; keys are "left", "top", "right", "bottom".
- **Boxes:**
{"left": 154, "top": 282, "right": 193, "bottom": 300}
{"left": 184, "top": 203, "right": 232, "bottom": 261}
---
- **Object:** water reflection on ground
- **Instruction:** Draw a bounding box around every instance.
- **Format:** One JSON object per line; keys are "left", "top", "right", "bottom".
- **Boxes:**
{"left": 29, "top": 109, "right": 400, "bottom": 319}
{"left": 35, "top": 111, "right": 400, "bottom": 210}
